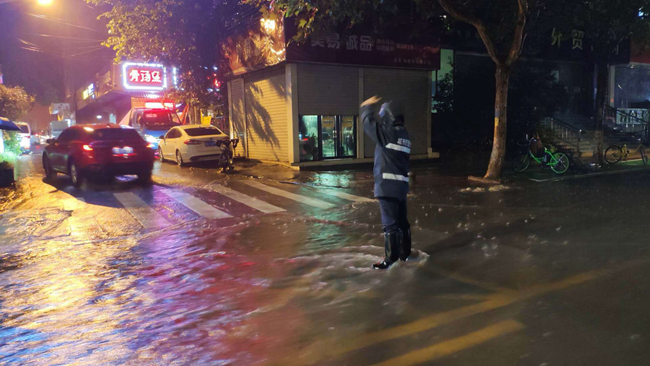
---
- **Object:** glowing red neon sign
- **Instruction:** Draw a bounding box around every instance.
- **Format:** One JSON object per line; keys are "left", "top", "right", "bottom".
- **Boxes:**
{"left": 122, "top": 62, "right": 167, "bottom": 90}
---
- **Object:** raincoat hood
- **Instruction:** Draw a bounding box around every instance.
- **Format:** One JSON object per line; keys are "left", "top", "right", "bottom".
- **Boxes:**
{"left": 379, "top": 101, "right": 405, "bottom": 126}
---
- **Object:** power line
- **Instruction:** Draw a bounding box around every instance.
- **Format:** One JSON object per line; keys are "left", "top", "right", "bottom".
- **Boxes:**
{"left": 25, "top": 12, "right": 104, "bottom": 33}
{"left": 19, "top": 33, "right": 105, "bottom": 42}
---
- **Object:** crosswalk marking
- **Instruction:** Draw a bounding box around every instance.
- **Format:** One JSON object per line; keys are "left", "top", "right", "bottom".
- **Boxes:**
{"left": 243, "top": 181, "right": 336, "bottom": 209}
{"left": 114, "top": 192, "right": 171, "bottom": 229}
{"left": 322, "top": 190, "right": 374, "bottom": 203}
{"left": 160, "top": 189, "right": 232, "bottom": 219}
{"left": 209, "top": 183, "right": 286, "bottom": 213}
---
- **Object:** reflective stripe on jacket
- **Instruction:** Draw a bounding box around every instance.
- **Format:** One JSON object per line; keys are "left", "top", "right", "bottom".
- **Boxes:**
{"left": 361, "top": 105, "right": 411, "bottom": 200}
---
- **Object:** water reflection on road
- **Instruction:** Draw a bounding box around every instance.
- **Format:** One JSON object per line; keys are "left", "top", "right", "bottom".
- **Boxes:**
{"left": 0, "top": 206, "right": 401, "bottom": 364}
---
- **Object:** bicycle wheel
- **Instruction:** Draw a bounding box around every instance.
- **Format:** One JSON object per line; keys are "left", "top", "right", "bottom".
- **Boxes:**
{"left": 513, "top": 154, "right": 531, "bottom": 173}
{"left": 551, "top": 153, "right": 570, "bottom": 174}
{"left": 605, "top": 145, "right": 623, "bottom": 164}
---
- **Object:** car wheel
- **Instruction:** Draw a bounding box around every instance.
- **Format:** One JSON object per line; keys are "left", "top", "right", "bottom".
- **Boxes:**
{"left": 138, "top": 170, "right": 153, "bottom": 185}
{"left": 69, "top": 160, "right": 83, "bottom": 188}
{"left": 176, "top": 150, "right": 184, "bottom": 167}
{"left": 43, "top": 155, "right": 56, "bottom": 180}
{"left": 158, "top": 147, "right": 165, "bottom": 163}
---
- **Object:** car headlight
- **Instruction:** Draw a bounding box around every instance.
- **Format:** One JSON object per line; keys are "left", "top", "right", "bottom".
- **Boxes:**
{"left": 144, "top": 134, "right": 158, "bottom": 143}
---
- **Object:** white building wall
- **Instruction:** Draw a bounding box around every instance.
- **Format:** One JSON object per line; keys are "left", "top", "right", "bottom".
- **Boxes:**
{"left": 243, "top": 67, "right": 288, "bottom": 162}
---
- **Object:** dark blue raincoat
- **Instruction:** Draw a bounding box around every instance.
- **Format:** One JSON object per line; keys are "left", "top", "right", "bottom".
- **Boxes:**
{"left": 361, "top": 104, "right": 411, "bottom": 200}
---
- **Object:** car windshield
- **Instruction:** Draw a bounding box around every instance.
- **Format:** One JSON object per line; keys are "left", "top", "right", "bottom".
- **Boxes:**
{"left": 91, "top": 128, "right": 142, "bottom": 141}
{"left": 141, "top": 111, "right": 181, "bottom": 130}
{"left": 184, "top": 127, "right": 224, "bottom": 137}
{"left": 19, "top": 125, "right": 29, "bottom": 134}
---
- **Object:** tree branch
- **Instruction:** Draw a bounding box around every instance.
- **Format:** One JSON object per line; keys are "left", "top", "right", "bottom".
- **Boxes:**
{"left": 506, "top": 0, "right": 528, "bottom": 66}
{"left": 436, "top": 0, "right": 502, "bottom": 64}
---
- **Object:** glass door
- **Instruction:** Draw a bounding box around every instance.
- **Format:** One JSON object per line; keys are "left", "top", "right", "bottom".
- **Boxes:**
{"left": 299, "top": 115, "right": 357, "bottom": 160}
{"left": 339, "top": 116, "right": 356, "bottom": 158}
{"left": 321, "top": 115, "right": 337, "bottom": 159}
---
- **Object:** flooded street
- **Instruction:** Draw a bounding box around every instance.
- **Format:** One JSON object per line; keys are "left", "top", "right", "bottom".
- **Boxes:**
{"left": 2, "top": 153, "right": 650, "bottom": 365}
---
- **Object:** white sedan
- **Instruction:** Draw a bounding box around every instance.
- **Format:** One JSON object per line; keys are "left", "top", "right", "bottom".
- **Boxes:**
{"left": 158, "top": 125, "right": 231, "bottom": 166}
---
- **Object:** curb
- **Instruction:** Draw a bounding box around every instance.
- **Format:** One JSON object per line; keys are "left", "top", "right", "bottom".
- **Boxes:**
{"left": 528, "top": 167, "right": 650, "bottom": 183}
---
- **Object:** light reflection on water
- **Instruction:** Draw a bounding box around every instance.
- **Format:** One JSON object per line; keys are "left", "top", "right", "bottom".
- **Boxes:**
{"left": 0, "top": 213, "right": 393, "bottom": 365}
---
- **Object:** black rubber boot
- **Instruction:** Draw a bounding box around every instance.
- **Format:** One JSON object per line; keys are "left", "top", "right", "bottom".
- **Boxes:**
{"left": 400, "top": 228, "right": 411, "bottom": 262}
{"left": 373, "top": 232, "right": 400, "bottom": 270}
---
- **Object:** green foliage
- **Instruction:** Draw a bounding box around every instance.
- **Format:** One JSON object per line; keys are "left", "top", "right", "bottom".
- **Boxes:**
{"left": 249, "top": 0, "right": 440, "bottom": 42}
{"left": 86, "top": 0, "right": 256, "bottom": 108}
{"left": 0, "top": 152, "right": 17, "bottom": 166}
{"left": 2, "top": 131, "right": 21, "bottom": 157}
{"left": 0, "top": 84, "right": 34, "bottom": 121}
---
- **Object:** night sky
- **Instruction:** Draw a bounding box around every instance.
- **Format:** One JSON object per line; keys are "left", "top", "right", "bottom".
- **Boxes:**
{"left": 0, "top": 0, "right": 112, "bottom": 109}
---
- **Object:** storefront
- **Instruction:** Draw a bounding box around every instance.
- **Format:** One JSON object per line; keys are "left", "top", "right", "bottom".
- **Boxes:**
{"left": 225, "top": 18, "right": 440, "bottom": 167}
{"left": 73, "top": 62, "right": 177, "bottom": 125}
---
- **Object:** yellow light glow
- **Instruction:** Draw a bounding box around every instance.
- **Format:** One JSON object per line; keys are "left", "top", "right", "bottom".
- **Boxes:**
{"left": 261, "top": 18, "right": 276, "bottom": 32}
{"left": 37, "top": 0, "right": 53, "bottom": 5}
{"left": 83, "top": 127, "right": 94, "bottom": 132}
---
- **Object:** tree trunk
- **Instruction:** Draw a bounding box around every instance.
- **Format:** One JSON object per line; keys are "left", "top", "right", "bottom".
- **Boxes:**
{"left": 593, "top": 62, "right": 608, "bottom": 164}
{"left": 484, "top": 65, "right": 511, "bottom": 180}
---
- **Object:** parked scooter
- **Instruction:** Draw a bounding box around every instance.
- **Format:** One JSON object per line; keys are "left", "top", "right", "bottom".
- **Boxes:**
{"left": 216, "top": 139, "right": 239, "bottom": 172}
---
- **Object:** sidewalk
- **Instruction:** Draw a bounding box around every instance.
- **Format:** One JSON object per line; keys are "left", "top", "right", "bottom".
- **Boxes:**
{"left": 505, "top": 158, "right": 649, "bottom": 182}
{"left": 231, "top": 156, "right": 490, "bottom": 189}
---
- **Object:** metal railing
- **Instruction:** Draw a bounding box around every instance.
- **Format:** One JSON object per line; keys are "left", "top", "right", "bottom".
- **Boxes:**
{"left": 540, "top": 116, "right": 582, "bottom": 155}
{"left": 604, "top": 106, "right": 650, "bottom": 141}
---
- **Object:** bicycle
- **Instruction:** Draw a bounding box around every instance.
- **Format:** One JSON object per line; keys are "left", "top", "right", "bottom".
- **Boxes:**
{"left": 513, "top": 137, "right": 570, "bottom": 174}
{"left": 604, "top": 143, "right": 648, "bottom": 166}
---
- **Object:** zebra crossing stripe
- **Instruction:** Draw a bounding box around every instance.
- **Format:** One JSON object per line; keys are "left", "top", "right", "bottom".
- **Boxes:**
{"left": 209, "top": 183, "right": 286, "bottom": 213}
{"left": 160, "top": 189, "right": 232, "bottom": 219}
{"left": 322, "top": 190, "right": 374, "bottom": 203}
{"left": 114, "top": 192, "right": 171, "bottom": 229}
{"left": 243, "top": 181, "right": 336, "bottom": 209}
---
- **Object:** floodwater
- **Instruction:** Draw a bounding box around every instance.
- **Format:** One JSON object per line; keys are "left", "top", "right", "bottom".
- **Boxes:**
{"left": 3, "top": 152, "right": 650, "bottom": 365}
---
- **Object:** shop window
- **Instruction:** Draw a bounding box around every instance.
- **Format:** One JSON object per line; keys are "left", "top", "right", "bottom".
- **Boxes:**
{"left": 321, "top": 115, "right": 337, "bottom": 158}
{"left": 340, "top": 116, "right": 356, "bottom": 158}
{"left": 299, "top": 115, "right": 357, "bottom": 161}
{"left": 299, "top": 115, "right": 320, "bottom": 161}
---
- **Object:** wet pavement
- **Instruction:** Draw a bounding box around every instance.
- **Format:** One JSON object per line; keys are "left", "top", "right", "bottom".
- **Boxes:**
{"left": 2, "top": 151, "right": 650, "bottom": 365}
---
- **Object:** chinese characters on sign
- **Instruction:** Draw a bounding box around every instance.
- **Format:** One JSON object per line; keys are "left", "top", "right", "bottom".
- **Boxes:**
{"left": 572, "top": 30, "right": 584, "bottom": 50}
{"left": 305, "top": 33, "right": 435, "bottom": 68}
{"left": 312, "top": 33, "right": 375, "bottom": 51}
{"left": 122, "top": 62, "right": 167, "bottom": 91}
{"left": 551, "top": 28, "right": 585, "bottom": 50}
{"left": 552, "top": 27, "right": 563, "bottom": 48}
{"left": 129, "top": 69, "right": 162, "bottom": 83}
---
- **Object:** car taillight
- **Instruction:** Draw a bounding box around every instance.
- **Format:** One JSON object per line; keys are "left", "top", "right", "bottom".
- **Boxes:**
{"left": 83, "top": 145, "right": 93, "bottom": 151}
{"left": 184, "top": 139, "right": 202, "bottom": 145}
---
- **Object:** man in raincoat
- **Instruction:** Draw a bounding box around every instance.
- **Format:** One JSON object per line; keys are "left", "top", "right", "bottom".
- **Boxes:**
{"left": 361, "top": 96, "right": 412, "bottom": 269}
